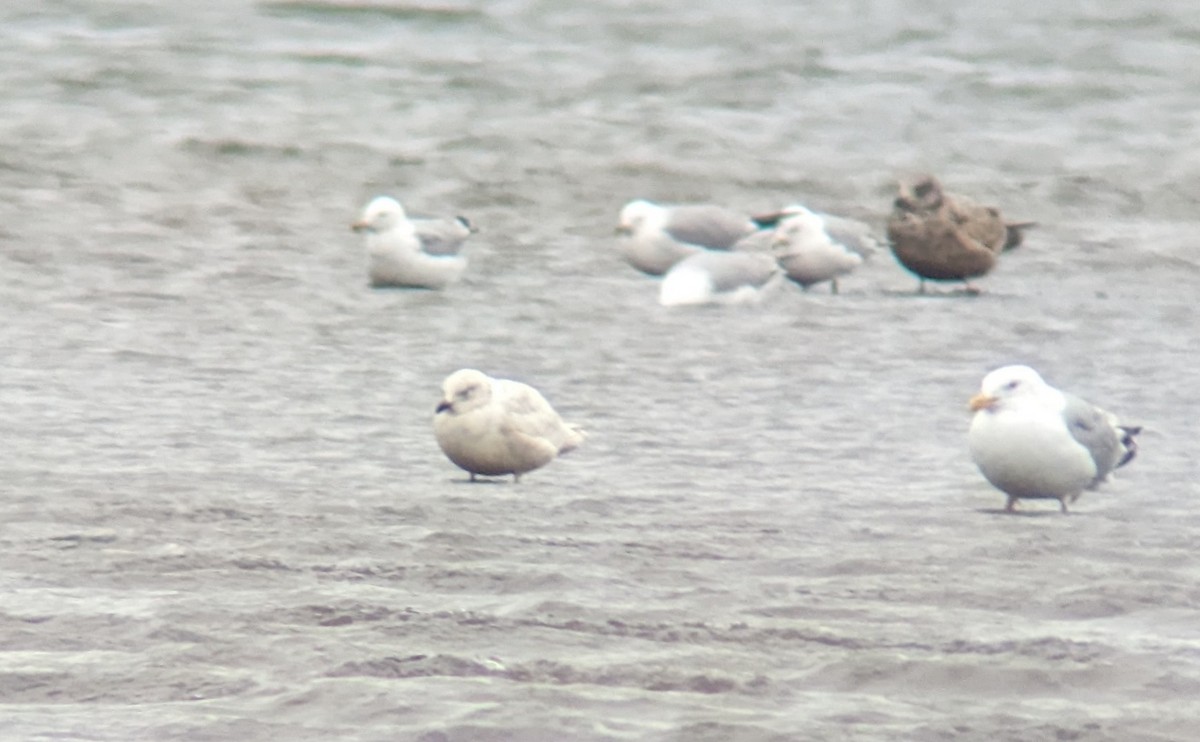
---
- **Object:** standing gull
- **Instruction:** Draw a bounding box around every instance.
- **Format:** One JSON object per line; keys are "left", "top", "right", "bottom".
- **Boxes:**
{"left": 615, "top": 199, "right": 759, "bottom": 276}
{"left": 886, "top": 175, "right": 1033, "bottom": 294}
{"left": 756, "top": 204, "right": 879, "bottom": 294}
{"left": 658, "top": 250, "right": 782, "bottom": 307}
{"left": 968, "top": 365, "right": 1140, "bottom": 513}
{"left": 352, "top": 196, "right": 471, "bottom": 289}
{"left": 433, "top": 369, "right": 585, "bottom": 482}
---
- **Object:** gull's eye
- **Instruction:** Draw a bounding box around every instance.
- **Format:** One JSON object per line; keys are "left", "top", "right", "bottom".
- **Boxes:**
{"left": 1004, "top": 380, "right": 1021, "bottom": 391}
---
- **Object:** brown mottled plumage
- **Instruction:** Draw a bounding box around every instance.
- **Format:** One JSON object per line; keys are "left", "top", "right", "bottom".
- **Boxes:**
{"left": 887, "top": 175, "right": 1034, "bottom": 293}
{"left": 887, "top": 210, "right": 997, "bottom": 289}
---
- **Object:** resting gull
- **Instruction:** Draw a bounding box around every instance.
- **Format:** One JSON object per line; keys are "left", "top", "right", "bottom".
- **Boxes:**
{"left": 886, "top": 175, "right": 1034, "bottom": 293}
{"left": 968, "top": 365, "right": 1140, "bottom": 513}
{"left": 615, "top": 199, "right": 759, "bottom": 276}
{"left": 433, "top": 369, "right": 585, "bottom": 482}
{"left": 755, "top": 204, "right": 879, "bottom": 294}
{"left": 659, "top": 250, "right": 782, "bottom": 307}
{"left": 352, "top": 196, "right": 471, "bottom": 289}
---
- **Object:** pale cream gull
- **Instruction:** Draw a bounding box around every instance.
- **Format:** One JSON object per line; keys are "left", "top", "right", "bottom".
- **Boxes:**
{"left": 433, "top": 369, "right": 585, "bottom": 482}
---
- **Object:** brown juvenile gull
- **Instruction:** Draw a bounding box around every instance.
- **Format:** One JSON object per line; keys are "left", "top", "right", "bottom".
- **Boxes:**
{"left": 968, "top": 365, "right": 1140, "bottom": 514}
{"left": 433, "top": 369, "right": 585, "bottom": 482}
{"left": 614, "top": 199, "right": 760, "bottom": 276}
{"left": 352, "top": 196, "right": 472, "bottom": 289}
{"left": 886, "top": 175, "right": 1034, "bottom": 293}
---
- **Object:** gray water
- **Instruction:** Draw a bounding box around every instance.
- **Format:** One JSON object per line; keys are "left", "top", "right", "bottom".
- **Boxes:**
{"left": 3, "top": 1, "right": 1200, "bottom": 740}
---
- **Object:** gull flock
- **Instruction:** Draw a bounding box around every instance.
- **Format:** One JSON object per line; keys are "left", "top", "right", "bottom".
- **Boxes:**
{"left": 350, "top": 177, "right": 1143, "bottom": 511}
{"left": 350, "top": 175, "right": 1026, "bottom": 298}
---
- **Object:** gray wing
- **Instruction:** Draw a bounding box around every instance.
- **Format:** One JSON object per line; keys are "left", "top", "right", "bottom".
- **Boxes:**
{"left": 684, "top": 250, "right": 779, "bottom": 292}
{"left": 1061, "top": 393, "right": 1122, "bottom": 485}
{"left": 819, "top": 213, "right": 881, "bottom": 259}
{"left": 664, "top": 205, "right": 755, "bottom": 250}
{"left": 729, "top": 228, "right": 775, "bottom": 253}
{"left": 414, "top": 216, "right": 473, "bottom": 256}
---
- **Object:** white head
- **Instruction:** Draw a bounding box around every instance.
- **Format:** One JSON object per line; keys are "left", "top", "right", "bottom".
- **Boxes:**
{"left": 616, "top": 199, "right": 666, "bottom": 237}
{"left": 352, "top": 196, "right": 408, "bottom": 234}
{"left": 436, "top": 369, "right": 493, "bottom": 416}
{"left": 969, "top": 365, "right": 1060, "bottom": 413}
{"left": 770, "top": 205, "right": 824, "bottom": 252}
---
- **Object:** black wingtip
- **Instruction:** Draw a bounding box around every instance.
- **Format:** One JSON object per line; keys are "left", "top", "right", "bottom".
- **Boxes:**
{"left": 750, "top": 211, "right": 786, "bottom": 229}
{"left": 1003, "top": 221, "right": 1037, "bottom": 251}
{"left": 1116, "top": 425, "right": 1141, "bottom": 468}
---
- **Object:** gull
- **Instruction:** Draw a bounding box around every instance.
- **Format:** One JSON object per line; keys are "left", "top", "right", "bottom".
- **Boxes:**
{"left": 658, "top": 250, "right": 782, "bottom": 307}
{"left": 968, "top": 365, "right": 1141, "bottom": 513}
{"left": 433, "top": 369, "right": 585, "bottom": 482}
{"left": 352, "top": 196, "right": 471, "bottom": 289}
{"left": 615, "top": 199, "right": 759, "bottom": 276}
{"left": 886, "top": 175, "right": 1034, "bottom": 294}
{"left": 755, "top": 204, "right": 879, "bottom": 294}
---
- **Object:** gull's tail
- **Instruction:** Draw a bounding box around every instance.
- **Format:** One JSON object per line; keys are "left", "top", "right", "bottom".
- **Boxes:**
{"left": 559, "top": 425, "right": 587, "bottom": 455}
{"left": 1116, "top": 425, "right": 1142, "bottom": 469}
{"left": 1003, "top": 221, "right": 1037, "bottom": 251}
